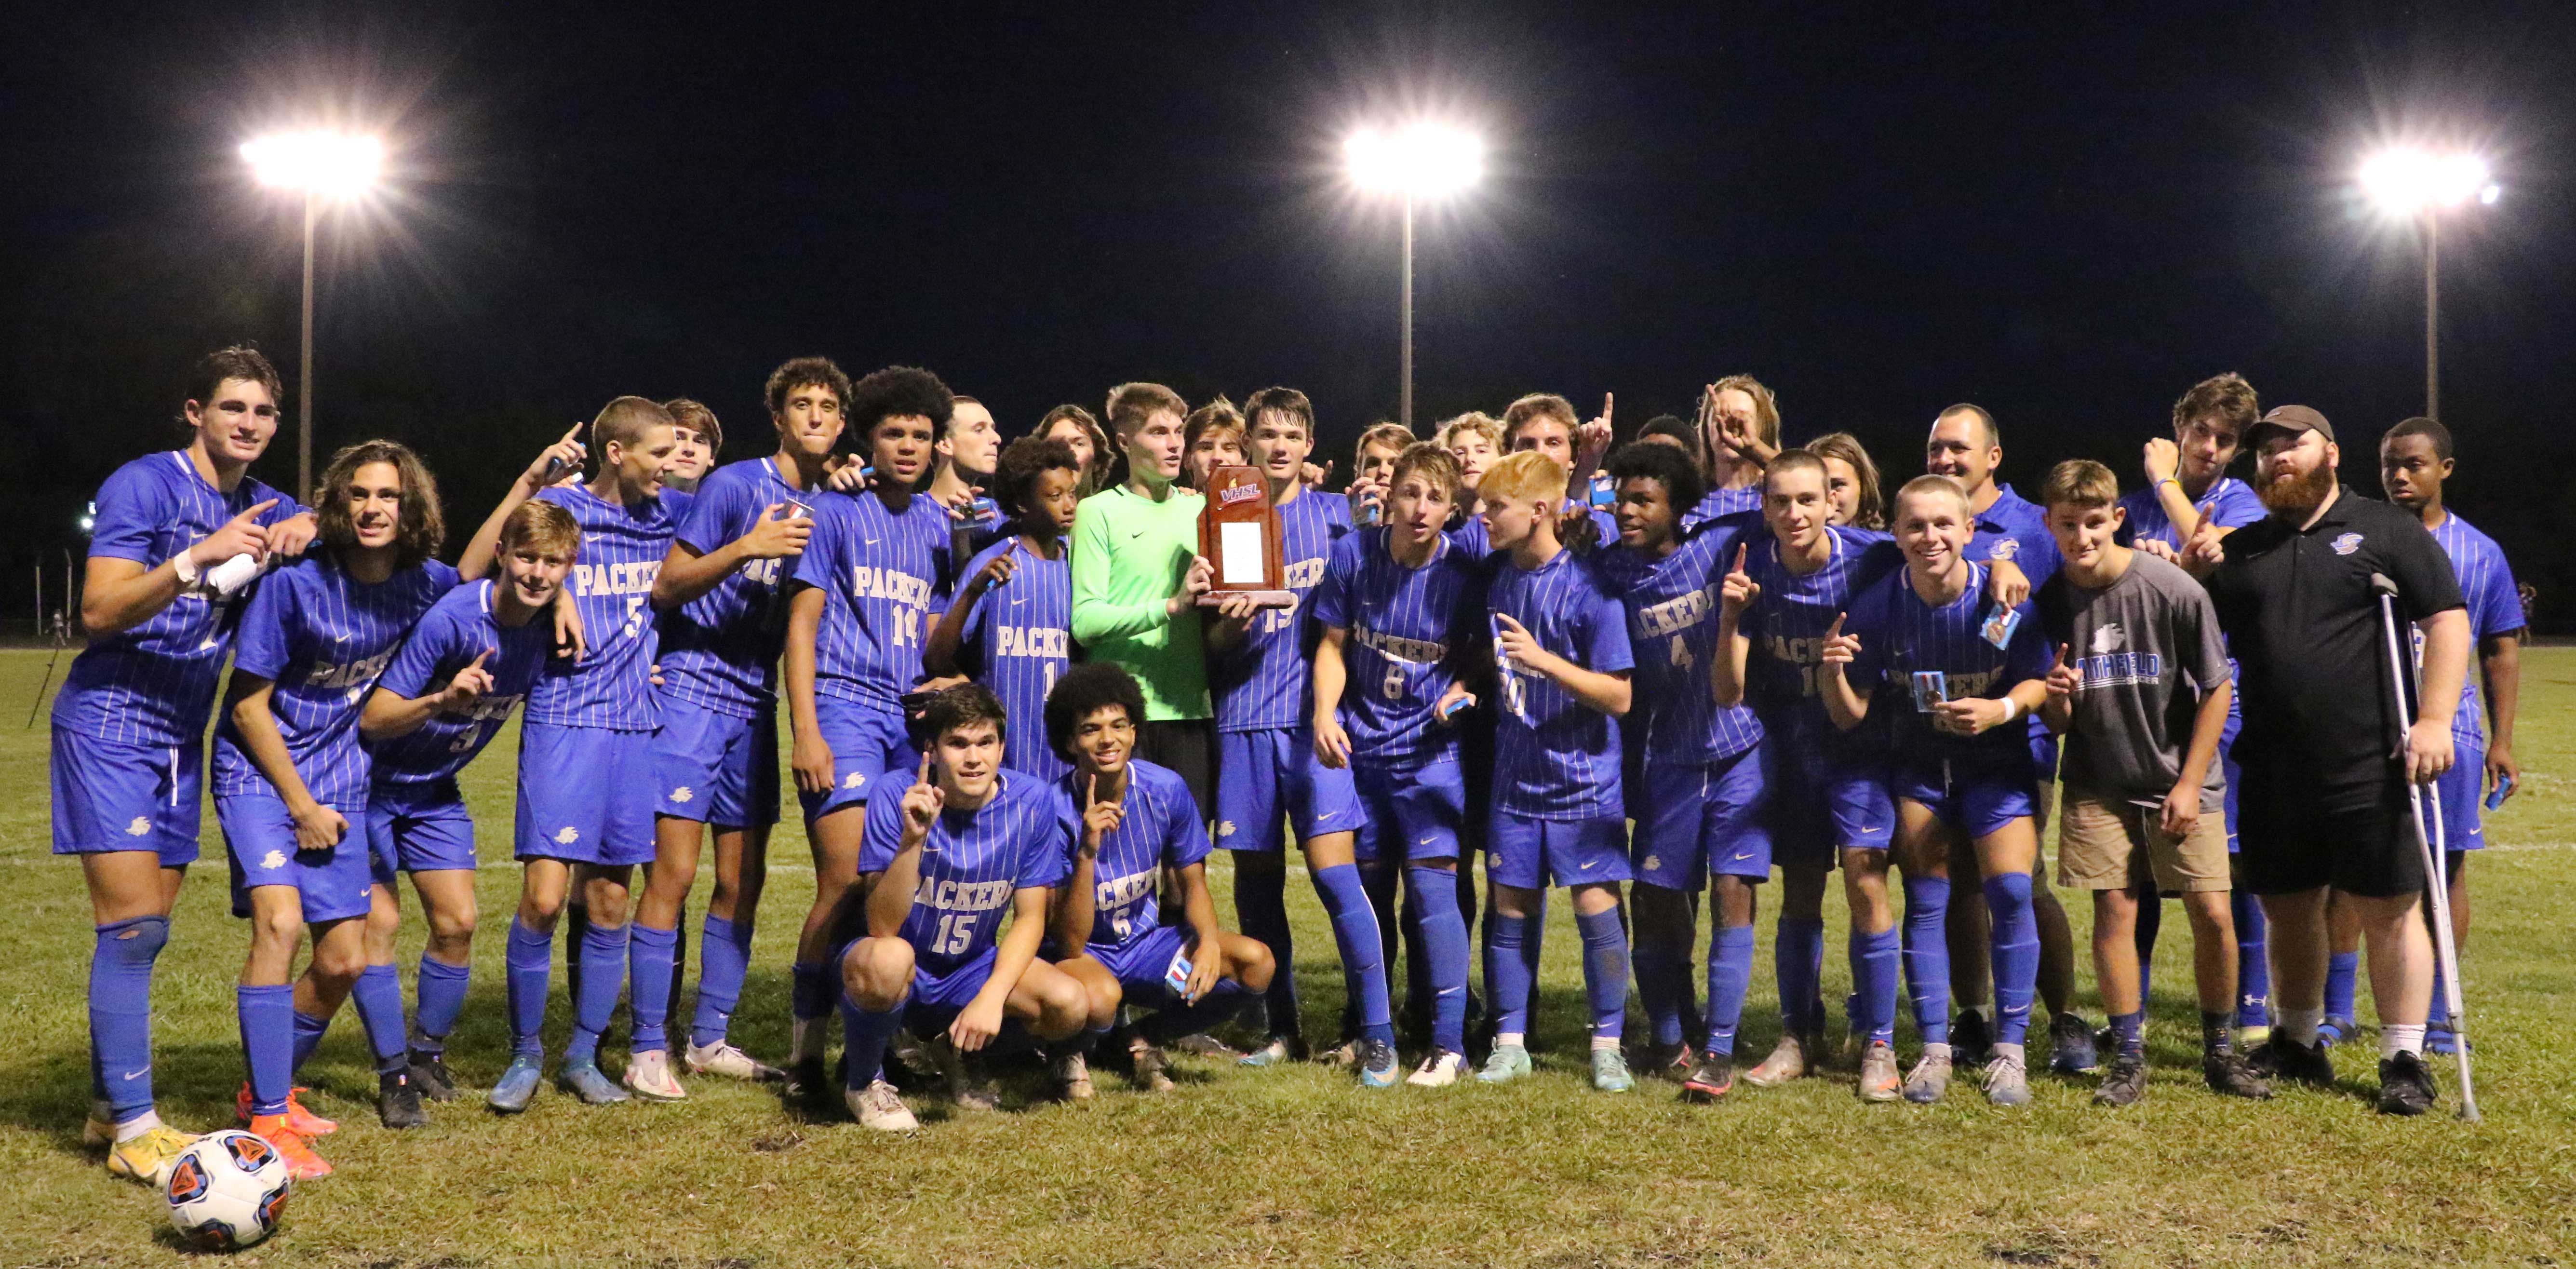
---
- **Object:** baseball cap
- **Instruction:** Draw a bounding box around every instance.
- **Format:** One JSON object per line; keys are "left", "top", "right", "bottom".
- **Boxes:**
{"left": 2246, "top": 404, "right": 2334, "bottom": 447}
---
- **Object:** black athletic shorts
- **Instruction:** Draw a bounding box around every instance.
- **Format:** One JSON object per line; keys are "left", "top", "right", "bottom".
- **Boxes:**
{"left": 2233, "top": 761, "right": 2427, "bottom": 899}
{"left": 1139, "top": 718, "right": 1215, "bottom": 821}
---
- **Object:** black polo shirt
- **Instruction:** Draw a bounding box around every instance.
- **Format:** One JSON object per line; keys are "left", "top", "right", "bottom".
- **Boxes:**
{"left": 2204, "top": 485, "right": 2463, "bottom": 786}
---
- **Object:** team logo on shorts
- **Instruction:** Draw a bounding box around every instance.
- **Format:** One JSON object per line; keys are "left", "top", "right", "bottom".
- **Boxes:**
{"left": 2331, "top": 532, "right": 2364, "bottom": 556}
{"left": 670, "top": 786, "right": 695, "bottom": 804}
{"left": 1642, "top": 854, "right": 1661, "bottom": 872}
{"left": 262, "top": 850, "right": 286, "bottom": 870}
{"left": 554, "top": 826, "right": 581, "bottom": 845}
{"left": 843, "top": 771, "right": 865, "bottom": 790}
{"left": 1989, "top": 539, "right": 2020, "bottom": 561}
{"left": 1217, "top": 821, "right": 1237, "bottom": 837}
{"left": 126, "top": 817, "right": 151, "bottom": 837}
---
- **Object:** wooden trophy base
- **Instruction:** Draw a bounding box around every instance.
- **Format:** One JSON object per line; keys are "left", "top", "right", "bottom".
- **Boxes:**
{"left": 1199, "top": 590, "right": 1296, "bottom": 608}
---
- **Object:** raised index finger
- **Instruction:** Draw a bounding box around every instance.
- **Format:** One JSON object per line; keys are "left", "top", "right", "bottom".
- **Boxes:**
{"left": 561, "top": 421, "right": 585, "bottom": 446}
{"left": 1733, "top": 542, "right": 1748, "bottom": 572}
{"left": 917, "top": 751, "right": 934, "bottom": 785}
{"left": 1827, "top": 611, "right": 1846, "bottom": 637}
{"left": 2053, "top": 642, "right": 2070, "bottom": 668}
{"left": 239, "top": 497, "right": 280, "bottom": 520}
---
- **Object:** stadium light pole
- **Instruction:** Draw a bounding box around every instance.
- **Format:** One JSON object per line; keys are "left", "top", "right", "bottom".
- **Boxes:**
{"left": 241, "top": 130, "right": 384, "bottom": 500}
{"left": 1346, "top": 123, "right": 1482, "bottom": 430}
{"left": 2361, "top": 147, "right": 2499, "bottom": 423}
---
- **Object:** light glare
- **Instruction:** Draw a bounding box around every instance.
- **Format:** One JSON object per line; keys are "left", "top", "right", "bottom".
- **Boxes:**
{"left": 2360, "top": 147, "right": 2492, "bottom": 216}
{"left": 1346, "top": 123, "right": 1483, "bottom": 198}
{"left": 241, "top": 131, "right": 384, "bottom": 197}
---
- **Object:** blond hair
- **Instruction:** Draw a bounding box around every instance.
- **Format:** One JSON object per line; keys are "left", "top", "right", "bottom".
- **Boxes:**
{"left": 1892, "top": 473, "right": 1972, "bottom": 525}
{"left": 1480, "top": 450, "right": 1569, "bottom": 506}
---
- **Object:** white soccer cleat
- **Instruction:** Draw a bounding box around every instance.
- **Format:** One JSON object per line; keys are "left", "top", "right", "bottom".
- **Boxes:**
{"left": 1053, "top": 1051, "right": 1096, "bottom": 1101}
{"left": 684, "top": 1040, "right": 783, "bottom": 1083}
{"left": 1746, "top": 1032, "right": 1813, "bottom": 1087}
{"left": 1406, "top": 1050, "right": 1468, "bottom": 1088}
{"left": 848, "top": 1080, "right": 918, "bottom": 1132}
{"left": 623, "top": 1048, "right": 688, "bottom": 1102}
{"left": 932, "top": 1038, "right": 999, "bottom": 1112}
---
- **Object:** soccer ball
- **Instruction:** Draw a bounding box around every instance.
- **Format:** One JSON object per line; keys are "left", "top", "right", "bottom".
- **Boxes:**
{"left": 164, "top": 1130, "right": 291, "bottom": 1251}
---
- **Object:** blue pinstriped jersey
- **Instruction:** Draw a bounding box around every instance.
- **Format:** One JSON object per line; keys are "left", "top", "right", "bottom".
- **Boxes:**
{"left": 1740, "top": 526, "right": 1905, "bottom": 767}
{"left": 1846, "top": 561, "right": 2050, "bottom": 770}
{"left": 1061, "top": 759, "right": 1209, "bottom": 948}
{"left": 795, "top": 488, "right": 954, "bottom": 712}
{"left": 1488, "top": 549, "right": 1634, "bottom": 819}
{"left": 2427, "top": 512, "right": 2522, "bottom": 746}
{"left": 54, "top": 451, "right": 308, "bottom": 746}
{"left": 1966, "top": 484, "right": 2060, "bottom": 767}
{"left": 954, "top": 537, "right": 1073, "bottom": 781}
{"left": 858, "top": 770, "right": 1073, "bottom": 974}
{"left": 1683, "top": 484, "right": 1765, "bottom": 529}
{"left": 1310, "top": 527, "right": 1488, "bottom": 767}
{"left": 525, "top": 484, "right": 680, "bottom": 731}
{"left": 2116, "top": 475, "right": 2264, "bottom": 551}
{"left": 367, "top": 580, "right": 553, "bottom": 785}
{"left": 1210, "top": 491, "right": 1350, "bottom": 732}
{"left": 212, "top": 555, "right": 458, "bottom": 805}
{"left": 1598, "top": 513, "right": 1767, "bottom": 767}
{"left": 658, "top": 459, "right": 808, "bottom": 718}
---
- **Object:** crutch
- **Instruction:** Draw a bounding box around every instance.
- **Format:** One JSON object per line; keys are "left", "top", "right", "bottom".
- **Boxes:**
{"left": 2371, "top": 572, "right": 2480, "bottom": 1121}
{"left": 24, "top": 617, "right": 66, "bottom": 730}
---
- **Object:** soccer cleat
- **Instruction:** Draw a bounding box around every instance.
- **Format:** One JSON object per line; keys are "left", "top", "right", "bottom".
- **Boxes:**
{"left": 685, "top": 1040, "right": 784, "bottom": 1083}
{"left": 1168, "top": 1032, "right": 1246, "bottom": 1062}
{"left": 1641, "top": 1040, "right": 1694, "bottom": 1080}
{"left": 2235, "top": 1023, "right": 2273, "bottom": 1052}
{"left": 1682, "top": 1053, "right": 1737, "bottom": 1103}
{"left": 783, "top": 1056, "right": 837, "bottom": 1115}
{"left": 104, "top": 1125, "right": 196, "bottom": 1186}
{"left": 847, "top": 1079, "right": 918, "bottom": 1132}
{"left": 1477, "top": 1044, "right": 1533, "bottom": 1085}
{"left": 623, "top": 1049, "right": 688, "bottom": 1102}
{"left": 1903, "top": 1050, "right": 1953, "bottom": 1104}
{"left": 1053, "top": 1051, "right": 1096, "bottom": 1101}
{"left": 1131, "top": 1038, "right": 1177, "bottom": 1094}
{"left": 2203, "top": 1050, "right": 2272, "bottom": 1099}
{"left": 2093, "top": 1053, "right": 2148, "bottom": 1107}
{"left": 1985, "top": 1051, "right": 2033, "bottom": 1107}
{"left": 1857, "top": 1041, "right": 1903, "bottom": 1102}
{"left": 1591, "top": 1048, "right": 1636, "bottom": 1094}
{"left": 889, "top": 1028, "right": 937, "bottom": 1079}
{"left": 236, "top": 1084, "right": 337, "bottom": 1137}
{"left": 559, "top": 1058, "right": 630, "bottom": 1105}
{"left": 2049, "top": 1012, "right": 2102, "bottom": 1075}
{"left": 2315, "top": 1016, "right": 2357, "bottom": 1047}
{"left": 1745, "top": 1032, "right": 1815, "bottom": 1088}
{"left": 487, "top": 1054, "right": 544, "bottom": 1113}
{"left": 246, "top": 1115, "right": 332, "bottom": 1180}
{"left": 1238, "top": 1037, "right": 1296, "bottom": 1068}
{"left": 408, "top": 1051, "right": 460, "bottom": 1102}
{"left": 1315, "top": 1039, "right": 1362, "bottom": 1070}
{"left": 2376, "top": 1052, "right": 2438, "bottom": 1116}
{"left": 1407, "top": 1050, "right": 1468, "bottom": 1088}
{"left": 2248, "top": 1036, "right": 2334, "bottom": 1088}
{"left": 1950, "top": 1010, "right": 1994, "bottom": 1072}
{"left": 1357, "top": 1039, "right": 1401, "bottom": 1089}
{"left": 377, "top": 1068, "right": 429, "bottom": 1129}
{"left": 933, "top": 1038, "right": 999, "bottom": 1111}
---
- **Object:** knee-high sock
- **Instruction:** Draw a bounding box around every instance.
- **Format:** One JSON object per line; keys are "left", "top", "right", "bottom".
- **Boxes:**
{"left": 627, "top": 924, "right": 680, "bottom": 1054}
{"left": 2233, "top": 888, "right": 2272, "bottom": 1028}
{"left": 1234, "top": 867, "right": 1298, "bottom": 1040}
{"left": 1631, "top": 913, "right": 1690, "bottom": 1049}
{"left": 91, "top": 917, "right": 169, "bottom": 1123}
{"left": 1777, "top": 917, "right": 1826, "bottom": 1035}
{"left": 691, "top": 916, "right": 755, "bottom": 1050}
{"left": 505, "top": 918, "right": 551, "bottom": 1057}
{"left": 1984, "top": 872, "right": 2040, "bottom": 1047}
{"left": 1853, "top": 927, "right": 1903, "bottom": 1046}
{"left": 1901, "top": 877, "right": 1953, "bottom": 1045}
{"left": 237, "top": 984, "right": 295, "bottom": 1118}
{"left": 1704, "top": 923, "right": 1757, "bottom": 1056}
{"left": 1577, "top": 908, "right": 1630, "bottom": 1042}
{"left": 351, "top": 963, "right": 409, "bottom": 1075}
{"left": 1311, "top": 864, "right": 1393, "bottom": 1044}
{"left": 2323, "top": 949, "right": 2361, "bottom": 1023}
{"left": 1487, "top": 910, "right": 1538, "bottom": 1039}
{"left": 839, "top": 993, "right": 903, "bottom": 1091}
{"left": 565, "top": 922, "right": 630, "bottom": 1065}
{"left": 2133, "top": 892, "right": 2163, "bottom": 1003}
{"left": 414, "top": 955, "right": 470, "bottom": 1053}
{"left": 291, "top": 1009, "right": 331, "bottom": 1076}
{"left": 1406, "top": 866, "right": 1470, "bottom": 1054}
{"left": 1360, "top": 862, "right": 1404, "bottom": 1011}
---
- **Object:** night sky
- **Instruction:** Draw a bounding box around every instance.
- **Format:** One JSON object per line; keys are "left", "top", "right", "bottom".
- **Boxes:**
{"left": 6, "top": 2, "right": 2573, "bottom": 626}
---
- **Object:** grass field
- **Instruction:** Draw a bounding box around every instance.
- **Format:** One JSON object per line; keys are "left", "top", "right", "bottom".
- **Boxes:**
{"left": 3, "top": 649, "right": 2574, "bottom": 1266}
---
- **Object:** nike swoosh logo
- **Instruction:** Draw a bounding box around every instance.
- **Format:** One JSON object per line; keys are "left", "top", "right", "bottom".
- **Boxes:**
{"left": 864, "top": 538, "right": 879, "bottom": 545}
{"left": 1011, "top": 596, "right": 1026, "bottom": 606}
{"left": 121, "top": 1069, "right": 147, "bottom": 1081}
{"left": 1418, "top": 836, "right": 1437, "bottom": 845}
{"left": 1731, "top": 851, "right": 1754, "bottom": 861}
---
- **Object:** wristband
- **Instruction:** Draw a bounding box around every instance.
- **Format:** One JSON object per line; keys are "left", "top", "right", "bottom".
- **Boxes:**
{"left": 2156, "top": 476, "right": 2180, "bottom": 491}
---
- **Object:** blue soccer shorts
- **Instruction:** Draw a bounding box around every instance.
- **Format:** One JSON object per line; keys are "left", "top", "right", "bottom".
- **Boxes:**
{"left": 1632, "top": 742, "right": 1774, "bottom": 890}
{"left": 1087, "top": 923, "right": 1203, "bottom": 1010}
{"left": 1489, "top": 809, "right": 1631, "bottom": 890}
{"left": 50, "top": 726, "right": 201, "bottom": 865}
{"left": 515, "top": 722, "right": 656, "bottom": 865}
{"left": 1214, "top": 727, "right": 1366, "bottom": 854}
{"left": 1769, "top": 746, "right": 1896, "bottom": 870}
{"left": 800, "top": 699, "right": 914, "bottom": 824}
{"left": 1351, "top": 756, "right": 1467, "bottom": 864}
{"left": 2434, "top": 739, "right": 2485, "bottom": 853}
{"left": 651, "top": 696, "right": 780, "bottom": 829}
{"left": 366, "top": 779, "right": 478, "bottom": 874}
{"left": 219, "top": 792, "right": 376, "bottom": 923}
{"left": 1894, "top": 757, "right": 2039, "bottom": 842}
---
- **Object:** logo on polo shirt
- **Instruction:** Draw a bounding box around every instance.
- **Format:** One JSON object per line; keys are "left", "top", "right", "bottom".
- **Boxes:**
{"left": 1989, "top": 539, "right": 2020, "bottom": 560}
{"left": 2332, "top": 533, "right": 2363, "bottom": 556}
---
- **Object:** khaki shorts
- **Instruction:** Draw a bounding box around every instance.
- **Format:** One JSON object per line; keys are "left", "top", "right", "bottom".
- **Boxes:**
{"left": 2056, "top": 784, "right": 2229, "bottom": 893}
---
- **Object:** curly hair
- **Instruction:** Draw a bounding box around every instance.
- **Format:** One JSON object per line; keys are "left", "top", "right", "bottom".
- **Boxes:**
{"left": 1605, "top": 439, "right": 1706, "bottom": 521}
{"left": 847, "top": 365, "right": 954, "bottom": 437}
{"left": 314, "top": 440, "right": 445, "bottom": 569}
{"left": 765, "top": 357, "right": 852, "bottom": 419}
{"left": 1045, "top": 662, "right": 1147, "bottom": 762}
{"left": 993, "top": 436, "right": 1083, "bottom": 521}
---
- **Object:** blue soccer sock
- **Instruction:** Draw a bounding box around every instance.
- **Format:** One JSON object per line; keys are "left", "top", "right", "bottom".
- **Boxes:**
{"left": 1984, "top": 872, "right": 2040, "bottom": 1048}
{"left": 2108, "top": 1009, "right": 2146, "bottom": 1058}
{"left": 1487, "top": 910, "right": 1538, "bottom": 1040}
{"left": 1311, "top": 864, "right": 1394, "bottom": 1045}
{"left": 838, "top": 992, "right": 903, "bottom": 1091}
{"left": 1576, "top": 907, "right": 1630, "bottom": 1043}
{"left": 1631, "top": 916, "right": 1690, "bottom": 1048}
{"left": 2233, "top": 888, "right": 2271, "bottom": 1028}
{"left": 1406, "top": 865, "right": 1471, "bottom": 1055}
{"left": 2322, "top": 950, "right": 2361, "bottom": 1023}
{"left": 1234, "top": 866, "right": 1298, "bottom": 1040}
{"left": 291, "top": 1009, "right": 332, "bottom": 1076}
{"left": 1704, "top": 923, "right": 1757, "bottom": 1057}
{"left": 90, "top": 916, "right": 168, "bottom": 1123}
{"left": 690, "top": 916, "right": 754, "bottom": 1050}
{"left": 413, "top": 954, "right": 470, "bottom": 1053}
{"left": 564, "top": 922, "right": 630, "bottom": 1066}
{"left": 2133, "top": 891, "right": 2163, "bottom": 1004}
{"left": 236, "top": 985, "right": 295, "bottom": 1118}
{"left": 505, "top": 917, "right": 552, "bottom": 1058}
{"left": 1901, "top": 876, "right": 1953, "bottom": 1045}
{"left": 1777, "top": 916, "right": 1827, "bottom": 1036}
{"left": 627, "top": 923, "right": 679, "bottom": 1055}
{"left": 352, "top": 963, "right": 409, "bottom": 1075}
{"left": 1853, "top": 926, "right": 1902, "bottom": 1046}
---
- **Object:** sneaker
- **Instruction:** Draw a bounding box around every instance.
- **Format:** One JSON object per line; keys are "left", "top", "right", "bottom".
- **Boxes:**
{"left": 1477, "top": 1044, "right": 1533, "bottom": 1085}
{"left": 377, "top": 1068, "right": 429, "bottom": 1129}
{"left": 1407, "top": 1050, "right": 1468, "bottom": 1088}
{"left": 1168, "top": 1032, "right": 1245, "bottom": 1061}
{"left": 1591, "top": 1048, "right": 1636, "bottom": 1094}
{"left": 2203, "top": 1050, "right": 2272, "bottom": 1099}
{"left": 685, "top": 1040, "right": 784, "bottom": 1082}
{"left": 1903, "top": 1050, "right": 1953, "bottom": 1104}
{"left": 236, "top": 1084, "right": 337, "bottom": 1137}
{"left": 1985, "top": 1050, "right": 2033, "bottom": 1107}
{"left": 1950, "top": 1010, "right": 1994, "bottom": 1071}
{"left": 2248, "top": 1036, "right": 2334, "bottom": 1087}
{"left": 105, "top": 1125, "right": 196, "bottom": 1186}
{"left": 245, "top": 1114, "right": 332, "bottom": 1180}
{"left": 934, "top": 1039, "right": 999, "bottom": 1110}
{"left": 783, "top": 1056, "right": 834, "bottom": 1115}
{"left": 1131, "top": 1039, "right": 1176, "bottom": 1094}
{"left": 889, "top": 1028, "right": 937, "bottom": 1079}
{"left": 1856, "top": 1041, "right": 1903, "bottom": 1103}
{"left": 408, "top": 1051, "right": 459, "bottom": 1102}
{"left": 1315, "top": 1039, "right": 1362, "bottom": 1070}
{"left": 1357, "top": 1039, "right": 1402, "bottom": 1089}
{"left": 558, "top": 1058, "right": 630, "bottom": 1105}
{"left": 2049, "top": 1012, "right": 2102, "bottom": 1075}
{"left": 1682, "top": 1052, "right": 1736, "bottom": 1102}
{"left": 2094, "top": 1053, "right": 2148, "bottom": 1107}
{"left": 2315, "top": 1016, "right": 2357, "bottom": 1047}
{"left": 1238, "top": 1037, "right": 1297, "bottom": 1068}
{"left": 623, "top": 1049, "right": 688, "bottom": 1102}
{"left": 1053, "top": 1051, "right": 1096, "bottom": 1101}
{"left": 2376, "top": 1052, "right": 2438, "bottom": 1116}
{"left": 487, "top": 1054, "right": 544, "bottom": 1113}
{"left": 847, "top": 1079, "right": 918, "bottom": 1132}
{"left": 1745, "top": 1033, "right": 1813, "bottom": 1088}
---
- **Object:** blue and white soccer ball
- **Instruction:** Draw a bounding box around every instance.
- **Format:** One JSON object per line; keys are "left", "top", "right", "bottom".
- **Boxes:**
{"left": 164, "top": 1130, "right": 291, "bottom": 1251}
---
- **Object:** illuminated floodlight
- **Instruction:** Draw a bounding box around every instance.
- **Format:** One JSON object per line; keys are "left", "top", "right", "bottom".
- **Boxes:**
{"left": 240, "top": 131, "right": 384, "bottom": 198}
{"left": 1346, "top": 123, "right": 1483, "bottom": 199}
{"left": 2360, "top": 147, "right": 2493, "bottom": 216}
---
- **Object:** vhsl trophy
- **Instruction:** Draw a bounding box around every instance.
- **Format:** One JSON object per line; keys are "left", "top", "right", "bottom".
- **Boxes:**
{"left": 1197, "top": 465, "right": 1294, "bottom": 608}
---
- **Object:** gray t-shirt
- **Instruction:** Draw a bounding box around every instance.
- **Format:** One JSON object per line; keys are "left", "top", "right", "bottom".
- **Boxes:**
{"left": 2037, "top": 551, "right": 2231, "bottom": 810}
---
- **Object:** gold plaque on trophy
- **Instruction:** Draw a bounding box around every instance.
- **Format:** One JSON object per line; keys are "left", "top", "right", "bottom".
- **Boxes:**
{"left": 1197, "top": 465, "right": 1293, "bottom": 608}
